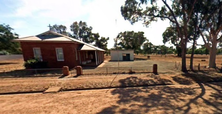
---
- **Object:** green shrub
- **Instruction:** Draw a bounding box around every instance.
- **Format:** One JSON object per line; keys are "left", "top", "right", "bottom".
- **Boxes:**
{"left": 0, "top": 50, "right": 9, "bottom": 55}
{"left": 24, "top": 58, "right": 48, "bottom": 69}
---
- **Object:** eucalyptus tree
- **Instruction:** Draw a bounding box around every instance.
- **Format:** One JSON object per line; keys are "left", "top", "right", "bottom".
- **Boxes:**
{"left": 195, "top": 0, "right": 222, "bottom": 68}
{"left": 115, "top": 31, "right": 147, "bottom": 52}
{"left": 0, "top": 24, "right": 20, "bottom": 54}
{"left": 50, "top": 24, "right": 67, "bottom": 35}
{"left": 162, "top": 26, "right": 181, "bottom": 56}
{"left": 70, "top": 21, "right": 93, "bottom": 43}
{"left": 121, "top": 0, "right": 197, "bottom": 72}
{"left": 143, "top": 40, "right": 153, "bottom": 54}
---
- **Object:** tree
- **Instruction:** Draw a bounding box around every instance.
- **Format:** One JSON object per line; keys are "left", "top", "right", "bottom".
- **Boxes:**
{"left": 196, "top": 0, "right": 222, "bottom": 68}
{"left": 50, "top": 24, "right": 68, "bottom": 35}
{"left": 162, "top": 26, "right": 181, "bottom": 56}
{"left": 0, "top": 24, "right": 21, "bottom": 54}
{"left": 70, "top": 21, "right": 93, "bottom": 43}
{"left": 142, "top": 40, "right": 153, "bottom": 54}
{"left": 92, "top": 33, "right": 109, "bottom": 51}
{"left": 115, "top": 31, "right": 147, "bottom": 52}
{"left": 121, "top": 0, "right": 197, "bottom": 72}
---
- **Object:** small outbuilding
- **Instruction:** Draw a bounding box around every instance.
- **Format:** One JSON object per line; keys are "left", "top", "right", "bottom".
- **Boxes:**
{"left": 110, "top": 50, "right": 134, "bottom": 61}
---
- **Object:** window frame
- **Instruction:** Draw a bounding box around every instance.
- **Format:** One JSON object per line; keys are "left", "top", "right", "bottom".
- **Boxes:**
{"left": 55, "top": 48, "right": 64, "bottom": 61}
{"left": 33, "top": 47, "right": 42, "bottom": 61}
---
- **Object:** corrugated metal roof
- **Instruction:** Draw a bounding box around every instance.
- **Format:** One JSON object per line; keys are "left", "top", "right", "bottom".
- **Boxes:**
{"left": 14, "top": 31, "right": 105, "bottom": 51}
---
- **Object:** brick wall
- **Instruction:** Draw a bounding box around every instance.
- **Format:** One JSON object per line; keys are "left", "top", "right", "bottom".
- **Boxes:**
{"left": 20, "top": 42, "right": 80, "bottom": 68}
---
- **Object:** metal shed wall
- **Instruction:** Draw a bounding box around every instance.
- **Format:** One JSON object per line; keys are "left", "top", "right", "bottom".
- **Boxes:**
{"left": 110, "top": 50, "right": 134, "bottom": 61}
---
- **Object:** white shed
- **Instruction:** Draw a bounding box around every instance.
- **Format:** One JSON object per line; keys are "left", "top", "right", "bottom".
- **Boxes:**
{"left": 110, "top": 50, "right": 134, "bottom": 61}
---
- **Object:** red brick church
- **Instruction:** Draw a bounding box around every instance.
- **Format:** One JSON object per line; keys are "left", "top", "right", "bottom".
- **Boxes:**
{"left": 14, "top": 30, "right": 104, "bottom": 68}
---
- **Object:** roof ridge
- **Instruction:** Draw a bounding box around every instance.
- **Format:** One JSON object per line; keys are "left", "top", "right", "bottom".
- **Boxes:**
{"left": 15, "top": 30, "right": 105, "bottom": 51}
{"left": 49, "top": 31, "right": 105, "bottom": 51}
{"left": 18, "top": 36, "right": 36, "bottom": 39}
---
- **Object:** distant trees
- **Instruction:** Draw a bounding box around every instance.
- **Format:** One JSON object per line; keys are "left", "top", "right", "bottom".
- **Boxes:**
{"left": 50, "top": 21, "right": 109, "bottom": 52}
{"left": 113, "top": 30, "right": 175, "bottom": 55}
{"left": 50, "top": 24, "right": 68, "bottom": 35}
{"left": 114, "top": 31, "right": 146, "bottom": 53}
{"left": 187, "top": 46, "right": 209, "bottom": 55}
{"left": 142, "top": 41, "right": 153, "bottom": 54}
{"left": 92, "top": 33, "right": 109, "bottom": 51}
{"left": 162, "top": 26, "right": 181, "bottom": 57}
{"left": 0, "top": 24, "right": 21, "bottom": 54}
{"left": 70, "top": 21, "right": 93, "bottom": 43}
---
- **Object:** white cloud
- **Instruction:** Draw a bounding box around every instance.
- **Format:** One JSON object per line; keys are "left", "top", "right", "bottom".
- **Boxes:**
{"left": 84, "top": 0, "right": 170, "bottom": 48}
{"left": 15, "top": 0, "right": 87, "bottom": 22}
{"left": 12, "top": 20, "right": 26, "bottom": 29}
{"left": 12, "top": 0, "right": 171, "bottom": 48}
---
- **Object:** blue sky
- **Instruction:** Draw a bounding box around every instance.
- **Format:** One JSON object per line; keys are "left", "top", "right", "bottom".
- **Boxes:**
{"left": 0, "top": 0, "right": 173, "bottom": 48}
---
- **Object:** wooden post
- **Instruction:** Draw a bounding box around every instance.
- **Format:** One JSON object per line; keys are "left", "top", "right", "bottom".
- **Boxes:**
{"left": 62, "top": 66, "right": 69, "bottom": 76}
{"left": 75, "top": 66, "right": 83, "bottom": 76}
{"left": 198, "top": 63, "right": 200, "bottom": 71}
{"left": 153, "top": 64, "right": 158, "bottom": 74}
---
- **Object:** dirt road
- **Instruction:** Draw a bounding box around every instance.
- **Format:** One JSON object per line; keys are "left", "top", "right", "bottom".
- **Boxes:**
{"left": 0, "top": 83, "right": 222, "bottom": 114}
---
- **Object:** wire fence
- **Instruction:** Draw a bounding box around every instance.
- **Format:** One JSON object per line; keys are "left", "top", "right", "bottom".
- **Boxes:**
{"left": 82, "top": 67, "right": 153, "bottom": 75}
{"left": 174, "top": 61, "right": 222, "bottom": 71}
{"left": 1, "top": 62, "right": 198, "bottom": 77}
{"left": 0, "top": 68, "right": 65, "bottom": 77}
{"left": 0, "top": 66, "right": 155, "bottom": 77}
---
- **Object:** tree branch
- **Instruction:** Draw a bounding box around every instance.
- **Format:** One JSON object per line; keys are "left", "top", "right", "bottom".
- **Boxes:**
{"left": 217, "top": 35, "right": 222, "bottom": 42}
{"left": 162, "top": 0, "right": 182, "bottom": 38}
{"left": 198, "top": 26, "right": 210, "bottom": 50}
{"left": 187, "top": 0, "right": 197, "bottom": 23}
{"left": 216, "top": 25, "right": 222, "bottom": 35}
{"left": 148, "top": 14, "right": 175, "bottom": 23}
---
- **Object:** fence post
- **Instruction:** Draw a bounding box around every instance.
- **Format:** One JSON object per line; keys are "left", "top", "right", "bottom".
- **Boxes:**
{"left": 62, "top": 66, "right": 70, "bottom": 76}
{"left": 75, "top": 66, "right": 82, "bottom": 76}
{"left": 153, "top": 64, "right": 158, "bottom": 74}
{"left": 198, "top": 63, "right": 200, "bottom": 71}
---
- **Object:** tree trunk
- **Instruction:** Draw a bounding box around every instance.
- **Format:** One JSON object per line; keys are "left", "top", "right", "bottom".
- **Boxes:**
{"left": 190, "top": 20, "right": 197, "bottom": 71}
{"left": 181, "top": 40, "right": 187, "bottom": 72}
{"left": 176, "top": 46, "right": 182, "bottom": 57}
{"left": 190, "top": 39, "right": 196, "bottom": 70}
{"left": 208, "top": 35, "right": 217, "bottom": 68}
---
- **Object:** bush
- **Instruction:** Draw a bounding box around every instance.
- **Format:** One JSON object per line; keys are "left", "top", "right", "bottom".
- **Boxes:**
{"left": 0, "top": 50, "right": 9, "bottom": 55}
{"left": 24, "top": 58, "right": 48, "bottom": 69}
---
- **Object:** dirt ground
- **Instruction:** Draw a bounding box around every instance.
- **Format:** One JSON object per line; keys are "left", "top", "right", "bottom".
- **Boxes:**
{"left": 1, "top": 54, "right": 222, "bottom": 73}
{"left": 0, "top": 54, "right": 222, "bottom": 113}
{"left": 0, "top": 83, "right": 222, "bottom": 114}
{"left": 134, "top": 54, "right": 222, "bottom": 69}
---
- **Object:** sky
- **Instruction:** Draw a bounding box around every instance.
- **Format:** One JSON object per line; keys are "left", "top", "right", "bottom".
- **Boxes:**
{"left": 0, "top": 0, "right": 174, "bottom": 49}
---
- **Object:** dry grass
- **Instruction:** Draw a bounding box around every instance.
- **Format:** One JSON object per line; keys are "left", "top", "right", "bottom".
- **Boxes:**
{"left": 0, "top": 58, "right": 25, "bottom": 72}
{"left": 1, "top": 55, "right": 222, "bottom": 113}
{"left": 1, "top": 54, "right": 222, "bottom": 94}
{"left": 0, "top": 73, "right": 178, "bottom": 94}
